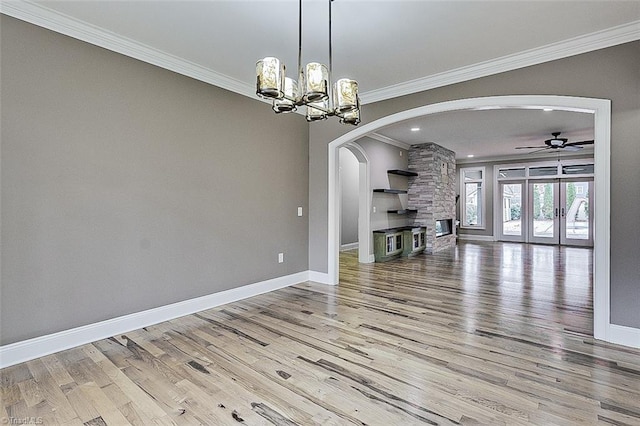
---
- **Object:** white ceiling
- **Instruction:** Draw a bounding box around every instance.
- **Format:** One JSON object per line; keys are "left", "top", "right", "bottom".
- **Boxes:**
{"left": 374, "top": 108, "right": 595, "bottom": 161}
{"left": 3, "top": 1, "right": 639, "bottom": 160}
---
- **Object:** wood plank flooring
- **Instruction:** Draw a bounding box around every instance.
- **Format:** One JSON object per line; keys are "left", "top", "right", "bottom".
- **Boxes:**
{"left": 2, "top": 242, "right": 639, "bottom": 425}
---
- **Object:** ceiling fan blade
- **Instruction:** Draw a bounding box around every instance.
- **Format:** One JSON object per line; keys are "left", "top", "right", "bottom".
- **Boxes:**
{"left": 527, "top": 147, "right": 552, "bottom": 154}
{"left": 562, "top": 145, "right": 584, "bottom": 151}
{"left": 515, "top": 145, "right": 545, "bottom": 149}
{"left": 565, "top": 139, "right": 594, "bottom": 146}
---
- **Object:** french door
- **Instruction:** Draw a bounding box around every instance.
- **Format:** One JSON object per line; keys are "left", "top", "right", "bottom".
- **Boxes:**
{"left": 527, "top": 179, "right": 593, "bottom": 246}
{"left": 498, "top": 181, "right": 526, "bottom": 242}
{"left": 560, "top": 179, "right": 593, "bottom": 246}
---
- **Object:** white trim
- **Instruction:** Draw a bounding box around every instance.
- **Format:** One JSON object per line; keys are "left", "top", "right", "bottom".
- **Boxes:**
{"left": 606, "top": 324, "right": 640, "bottom": 349}
{"left": 457, "top": 234, "right": 495, "bottom": 242}
{"left": 455, "top": 150, "right": 594, "bottom": 165}
{"left": 367, "top": 133, "right": 412, "bottom": 150}
{"left": 360, "top": 21, "right": 640, "bottom": 104}
{"left": 326, "top": 95, "right": 634, "bottom": 347}
{"left": 308, "top": 270, "right": 334, "bottom": 285}
{"left": 340, "top": 242, "right": 359, "bottom": 251}
{"left": 0, "top": 271, "right": 309, "bottom": 368}
{"left": 0, "top": 0, "right": 254, "bottom": 99}
{"left": 4, "top": 2, "right": 636, "bottom": 105}
{"left": 342, "top": 142, "right": 374, "bottom": 264}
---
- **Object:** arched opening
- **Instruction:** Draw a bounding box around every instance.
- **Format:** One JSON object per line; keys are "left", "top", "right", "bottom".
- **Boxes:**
{"left": 327, "top": 95, "right": 610, "bottom": 342}
{"left": 339, "top": 142, "right": 373, "bottom": 264}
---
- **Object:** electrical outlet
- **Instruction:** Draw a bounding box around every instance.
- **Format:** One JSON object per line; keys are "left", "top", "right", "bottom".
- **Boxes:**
{"left": 373, "top": 206, "right": 376, "bottom": 213}
{"left": 278, "top": 253, "right": 284, "bottom": 263}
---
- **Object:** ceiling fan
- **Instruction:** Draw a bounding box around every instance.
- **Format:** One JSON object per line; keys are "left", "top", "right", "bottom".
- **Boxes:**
{"left": 515, "top": 132, "right": 594, "bottom": 153}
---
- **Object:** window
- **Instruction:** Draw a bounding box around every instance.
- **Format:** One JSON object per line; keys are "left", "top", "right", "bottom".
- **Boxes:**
{"left": 529, "top": 166, "right": 558, "bottom": 177}
{"left": 461, "top": 167, "right": 485, "bottom": 228}
{"left": 498, "top": 168, "right": 525, "bottom": 179}
{"left": 562, "top": 164, "right": 594, "bottom": 175}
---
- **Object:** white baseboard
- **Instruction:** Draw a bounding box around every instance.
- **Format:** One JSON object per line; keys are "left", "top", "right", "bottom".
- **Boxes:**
{"left": 308, "top": 270, "right": 335, "bottom": 285}
{"left": 457, "top": 234, "right": 495, "bottom": 242}
{"left": 606, "top": 323, "right": 640, "bottom": 349}
{"left": 0, "top": 271, "right": 309, "bottom": 369}
{"left": 340, "top": 242, "right": 359, "bottom": 251}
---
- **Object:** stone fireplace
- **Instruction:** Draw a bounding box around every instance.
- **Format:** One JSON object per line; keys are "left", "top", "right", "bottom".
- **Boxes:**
{"left": 407, "top": 143, "right": 457, "bottom": 253}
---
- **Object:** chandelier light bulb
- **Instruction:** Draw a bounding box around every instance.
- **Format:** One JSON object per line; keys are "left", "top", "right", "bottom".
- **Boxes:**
{"left": 339, "top": 107, "right": 361, "bottom": 125}
{"left": 306, "top": 99, "right": 329, "bottom": 122}
{"left": 256, "top": 57, "right": 285, "bottom": 99}
{"left": 333, "top": 78, "right": 358, "bottom": 113}
{"left": 302, "top": 62, "right": 329, "bottom": 103}
{"left": 272, "top": 77, "right": 299, "bottom": 113}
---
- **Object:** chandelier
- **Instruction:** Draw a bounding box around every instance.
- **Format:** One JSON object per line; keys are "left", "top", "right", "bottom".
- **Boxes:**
{"left": 255, "top": 0, "right": 360, "bottom": 125}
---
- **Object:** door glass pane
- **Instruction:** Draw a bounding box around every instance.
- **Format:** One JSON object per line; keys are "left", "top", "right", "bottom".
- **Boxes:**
{"left": 565, "top": 182, "right": 589, "bottom": 240}
{"left": 502, "top": 184, "right": 522, "bottom": 236}
{"left": 532, "top": 182, "right": 555, "bottom": 238}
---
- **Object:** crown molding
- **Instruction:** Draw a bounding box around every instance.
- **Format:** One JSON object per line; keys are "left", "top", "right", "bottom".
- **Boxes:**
{"left": 367, "top": 133, "right": 411, "bottom": 150}
{"left": 360, "top": 20, "right": 640, "bottom": 105}
{"left": 2, "top": 1, "right": 638, "bottom": 106}
{"left": 0, "top": 0, "right": 256, "bottom": 98}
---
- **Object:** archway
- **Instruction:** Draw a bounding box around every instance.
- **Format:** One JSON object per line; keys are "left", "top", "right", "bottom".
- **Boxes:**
{"left": 339, "top": 142, "right": 373, "bottom": 264}
{"left": 327, "top": 95, "right": 610, "bottom": 342}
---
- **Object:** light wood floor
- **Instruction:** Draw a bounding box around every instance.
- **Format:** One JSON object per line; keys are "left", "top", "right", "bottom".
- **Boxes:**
{"left": 2, "top": 242, "right": 639, "bottom": 425}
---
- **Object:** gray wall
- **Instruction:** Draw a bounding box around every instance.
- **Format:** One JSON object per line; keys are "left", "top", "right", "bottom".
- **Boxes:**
{"left": 1, "top": 16, "right": 309, "bottom": 345}
{"left": 309, "top": 41, "right": 640, "bottom": 328}
{"left": 355, "top": 137, "right": 410, "bottom": 231}
{"left": 339, "top": 148, "right": 359, "bottom": 246}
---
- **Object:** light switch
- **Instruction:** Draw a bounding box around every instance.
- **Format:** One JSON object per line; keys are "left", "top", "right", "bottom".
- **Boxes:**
{"left": 298, "top": 207, "right": 303, "bottom": 217}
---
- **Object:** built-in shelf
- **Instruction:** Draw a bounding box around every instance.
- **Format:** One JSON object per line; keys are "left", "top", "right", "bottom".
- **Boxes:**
{"left": 387, "top": 209, "right": 418, "bottom": 215}
{"left": 373, "top": 189, "right": 407, "bottom": 194}
{"left": 387, "top": 169, "right": 418, "bottom": 177}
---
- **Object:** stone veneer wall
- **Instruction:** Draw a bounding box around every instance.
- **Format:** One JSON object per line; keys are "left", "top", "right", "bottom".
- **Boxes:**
{"left": 408, "top": 143, "right": 457, "bottom": 253}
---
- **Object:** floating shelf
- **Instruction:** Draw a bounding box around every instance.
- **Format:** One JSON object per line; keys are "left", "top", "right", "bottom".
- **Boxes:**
{"left": 387, "top": 209, "right": 418, "bottom": 215}
{"left": 373, "top": 189, "right": 407, "bottom": 194}
{"left": 387, "top": 169, "right": 418, "bottom": 177}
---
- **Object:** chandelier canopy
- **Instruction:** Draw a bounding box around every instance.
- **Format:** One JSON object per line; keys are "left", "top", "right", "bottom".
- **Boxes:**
{"left": 255, "top": 0, "right": 360, "bottom": 125}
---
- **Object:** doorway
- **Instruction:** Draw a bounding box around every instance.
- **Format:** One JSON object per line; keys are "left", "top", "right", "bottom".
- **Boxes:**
{"left": 528, "top": 179, "right": 593, "bottom": 246}
{"left": 326, "top": 95, "right": 611, "bottom": 342}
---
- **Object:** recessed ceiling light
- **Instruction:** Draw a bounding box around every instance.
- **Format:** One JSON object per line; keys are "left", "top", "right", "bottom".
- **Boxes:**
{"left": 410, "top": 127, "right": 420, "bottom": 132}
{"left": 467, "top": 154, "right": 475, "bottom": 158}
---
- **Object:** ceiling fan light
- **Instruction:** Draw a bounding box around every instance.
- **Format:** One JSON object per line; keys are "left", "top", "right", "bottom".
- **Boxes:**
{"left": 302, "top": 62, "right": 329, "bottom": 103}
{"left": 256, "top": 57, "right": 285, "bottom": 99}
{"left": 272, "top": 77, "right": 299, "bottom": 113}
{"left": 306, "top": 100, "right": 328, "bottom": 122}
{"left": 333, "top": 78, "right": 359, "bottom": 113}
